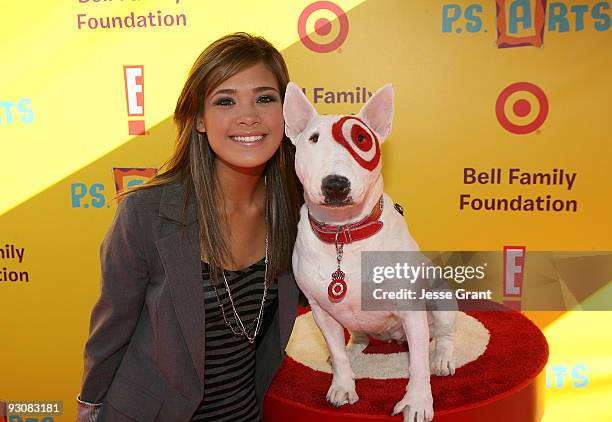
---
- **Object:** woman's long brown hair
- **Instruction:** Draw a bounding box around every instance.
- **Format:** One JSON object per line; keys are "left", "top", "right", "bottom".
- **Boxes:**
{"left": 114, "top": 32, "right": 303, "bottom": 285}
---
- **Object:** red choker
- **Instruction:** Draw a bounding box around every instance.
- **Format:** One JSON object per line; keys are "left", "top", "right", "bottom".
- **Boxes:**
{"left": 308, "top": 196, "right": 384, "bottom": 245}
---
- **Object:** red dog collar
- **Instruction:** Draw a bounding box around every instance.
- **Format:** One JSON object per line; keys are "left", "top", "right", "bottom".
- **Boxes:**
{"left": 308, "top": 196, "right": 384, "bottom": 245}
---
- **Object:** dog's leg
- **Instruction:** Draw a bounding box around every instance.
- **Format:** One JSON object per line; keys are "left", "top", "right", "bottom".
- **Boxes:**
{"left": 327, "top": 330, "right": 368, "bottom": 364}
{"left": 430, "top": 310, "right": 456, "bottom": 376}
{"left": 310, "top": 302, "right": 359, "bottom": 407}
{"left": 392, "top": 311, "right": 434, "bottom": 422}
{"left": 347, "top": 330, "right": 369, "bottom": 362}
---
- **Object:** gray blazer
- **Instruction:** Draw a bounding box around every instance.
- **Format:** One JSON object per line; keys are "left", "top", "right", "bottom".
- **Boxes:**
{"left": 77, "top": 181, "right": 300, "bottom": 421}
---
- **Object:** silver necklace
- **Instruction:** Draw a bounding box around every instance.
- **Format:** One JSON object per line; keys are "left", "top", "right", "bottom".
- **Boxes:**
{"left": 211, "top": 235, "right": 268, "bottom": 344}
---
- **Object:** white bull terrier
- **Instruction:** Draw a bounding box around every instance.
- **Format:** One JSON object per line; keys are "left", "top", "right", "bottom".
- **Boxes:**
{"left": 283, "top": 82, "right": 457, "bottom": 422}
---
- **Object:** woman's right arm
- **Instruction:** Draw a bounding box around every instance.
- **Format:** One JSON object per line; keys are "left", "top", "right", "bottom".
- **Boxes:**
{"left": 77, "top": 194, "right": 150, "bottom": 421}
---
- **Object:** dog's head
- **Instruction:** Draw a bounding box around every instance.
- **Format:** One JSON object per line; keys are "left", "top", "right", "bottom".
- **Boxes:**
{"left": 283, "top": 82, "right": 393, "bottom": 208}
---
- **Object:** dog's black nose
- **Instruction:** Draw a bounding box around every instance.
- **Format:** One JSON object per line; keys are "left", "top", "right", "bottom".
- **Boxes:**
{"left": 321, "top": 175, "right": 351, "bottom": 201}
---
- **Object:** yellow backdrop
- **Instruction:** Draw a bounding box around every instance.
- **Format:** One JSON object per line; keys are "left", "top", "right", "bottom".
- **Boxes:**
{"left": 1, "top": 1, "right": 610, "bottom": 420}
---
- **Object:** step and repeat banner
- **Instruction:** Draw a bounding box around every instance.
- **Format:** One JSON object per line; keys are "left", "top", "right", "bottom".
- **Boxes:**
{"left": 1, "top": 1, "right": 610, "bottom": 421}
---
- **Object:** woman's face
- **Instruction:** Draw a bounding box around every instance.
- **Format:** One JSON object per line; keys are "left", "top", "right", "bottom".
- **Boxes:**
{"left": 198, "top": 61, "right": 284, "bottom": 173}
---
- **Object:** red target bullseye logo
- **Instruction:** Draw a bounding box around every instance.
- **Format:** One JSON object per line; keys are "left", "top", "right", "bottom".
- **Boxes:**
{"left": 328, "top": 279, "right": 346, "bottom": 302}
{"left": 496, "top": 82, "right": 549, "bottom": 135}
{"left": 298, "top": 1, "right": 349, "bottom": 53}
{"left": 332, "top": 116, "right": 380, "bottom": 171}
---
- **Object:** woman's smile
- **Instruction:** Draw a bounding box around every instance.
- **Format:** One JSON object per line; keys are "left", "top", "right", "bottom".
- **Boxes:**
{"left": 230, "top": 133, "right": 267, "bottom": 146}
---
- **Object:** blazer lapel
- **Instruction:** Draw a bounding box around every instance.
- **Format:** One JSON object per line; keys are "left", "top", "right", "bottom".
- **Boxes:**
{"left": 154, "top": 182, "right": 206, "bottom": 388}
{"left": 153, "top": 181, "right": 301, "bottom": 387}
{"left": 277, "top": 272, "right": 300, "bottom": 351}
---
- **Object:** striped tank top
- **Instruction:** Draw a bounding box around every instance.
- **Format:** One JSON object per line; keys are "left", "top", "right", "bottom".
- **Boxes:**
{"left": 190, "top": 257, "right": 278, "bottom": 421}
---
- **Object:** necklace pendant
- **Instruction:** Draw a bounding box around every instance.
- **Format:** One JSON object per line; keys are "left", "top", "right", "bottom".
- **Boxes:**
{"left": 328, "top": 268, "right": 347, "bottom": 303}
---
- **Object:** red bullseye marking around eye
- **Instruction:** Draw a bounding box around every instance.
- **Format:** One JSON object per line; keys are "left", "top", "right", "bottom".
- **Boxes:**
{"left": 350, "top": 124, "right": 373, "bottom": 151}
{"left": 331, "top": 116, "right": 380, "bottom": 171}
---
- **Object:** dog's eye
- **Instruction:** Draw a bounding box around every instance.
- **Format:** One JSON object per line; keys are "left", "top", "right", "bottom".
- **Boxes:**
{"left": 357, "top": 134, "right": 365, "bottom": 142}
{"left": 309, "top": 133, "right": 319, "bottom": 143}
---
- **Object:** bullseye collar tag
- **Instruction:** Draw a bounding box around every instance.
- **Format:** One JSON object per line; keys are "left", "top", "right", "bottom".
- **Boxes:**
{"left": 328, "top": 267, "right": 346, "bottom": 303}
{"left": 308, "top": 196, "right": 384, "bottom": 304}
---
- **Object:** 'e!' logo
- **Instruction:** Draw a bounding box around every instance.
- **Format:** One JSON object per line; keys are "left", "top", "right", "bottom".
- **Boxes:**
{"left": 124, "top": 65, "right": 146, "bottom": 135}
{"left": 503, "top": 246, "right": 525, "bottom": 310}
{"left": 298, "top": 1, "right": 349, "bottom": 53}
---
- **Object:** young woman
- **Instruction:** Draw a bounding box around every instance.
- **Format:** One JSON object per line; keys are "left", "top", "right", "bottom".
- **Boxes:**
{"left": 77, "top": 32, "right": 303, "bottom": 421}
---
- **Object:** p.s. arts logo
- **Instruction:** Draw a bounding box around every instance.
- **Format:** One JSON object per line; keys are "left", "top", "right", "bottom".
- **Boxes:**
{"left": 0, "top": 99, "right": 34, "bottom": 126}
{"left": 298, "top": 1, "right": 349, "bottom": 53}
{"left": 70, "top": 167, "right": 157, "bottom": 209}
{"left": 113, "top": 167, "right": 158, "bottom": 202}
{"left": 546, "top": 364, "right": 589, "bottom": 388}
{"left": 442, "top": 0, "right": 611, "bottom": 47}
{"left": 496, "top": 82, "right": 549, "bottom": 134}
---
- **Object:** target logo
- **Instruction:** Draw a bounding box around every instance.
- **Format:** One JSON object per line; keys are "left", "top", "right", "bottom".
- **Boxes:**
{"left": 298, "top": 1, "right": 349, "bottom": 53}
{"left": 286, "top": 310, "right": 489, "bottom": 379}
{"left": 496, "top": 82, "right": 549, "bottom": 134}
{"left": 332, "top": 116, "right": 380, "bottom": 171}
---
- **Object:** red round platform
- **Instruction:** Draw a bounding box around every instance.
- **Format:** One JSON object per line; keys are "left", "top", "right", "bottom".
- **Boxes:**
{"left": 264, "top": 303, "right": 548, "bottom": 421}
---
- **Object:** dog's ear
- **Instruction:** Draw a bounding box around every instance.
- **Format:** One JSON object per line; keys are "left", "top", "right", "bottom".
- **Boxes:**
{"left": 283, "top": 82, "right": 317, "bottom": 145}
{"left": 358, "top": 83, "right": 394, "bottom": 141}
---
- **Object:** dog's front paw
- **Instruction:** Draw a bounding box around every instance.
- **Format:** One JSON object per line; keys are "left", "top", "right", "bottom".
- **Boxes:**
{"left": 326, "top": 377, "right": 359, "bottom": 407}
{"left": 431, "top": 339, "right": 455, "bottom": 376}
{"left": 391, "top": 386, "right": 434, "bottom": 422}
